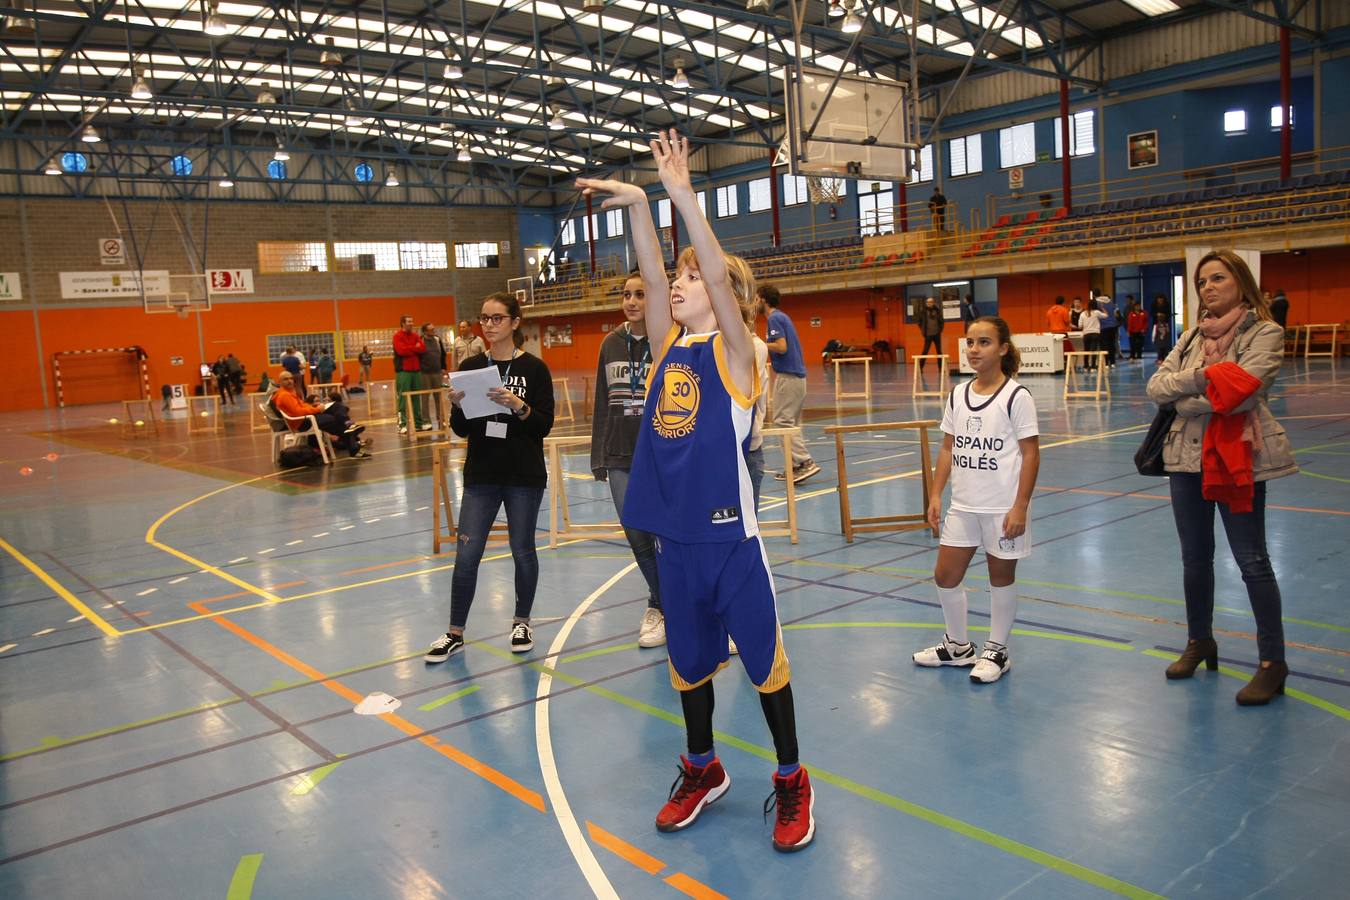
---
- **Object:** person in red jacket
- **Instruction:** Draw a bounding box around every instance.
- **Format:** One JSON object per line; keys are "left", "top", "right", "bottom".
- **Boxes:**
{"left": 271, "top": 372, "right": 369, "bottom": 458}
{"left": 393, "top": 314, "right": 427, "bottom": 434}
{"left": 1126, "top": 301, "right": 1149, "bottom": 361}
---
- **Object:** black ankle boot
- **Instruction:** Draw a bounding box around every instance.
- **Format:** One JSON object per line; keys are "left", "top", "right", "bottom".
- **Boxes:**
{"left": 1165, "top": 638, "right": 1219, "bottom": 680}
{"left": 1236, "top": 661, "right": 1288, "bottom": 706}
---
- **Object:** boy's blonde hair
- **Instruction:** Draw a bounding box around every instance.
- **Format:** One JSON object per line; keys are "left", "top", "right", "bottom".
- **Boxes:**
{"left": 676, "top": 246, "right": 757, "bottom": 327}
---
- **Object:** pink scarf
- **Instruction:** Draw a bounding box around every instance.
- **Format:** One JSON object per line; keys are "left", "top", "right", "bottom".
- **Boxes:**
{"left": 1199, "top": 304, "right": 1246, "bottom": 366}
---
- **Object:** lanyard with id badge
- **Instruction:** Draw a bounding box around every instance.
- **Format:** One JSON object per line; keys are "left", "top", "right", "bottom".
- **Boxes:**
{"left": 624, "top": 326, "right": 651, "bottom": 417}
{"left": 486, "top": 351, "right": 521, "bottom": 439}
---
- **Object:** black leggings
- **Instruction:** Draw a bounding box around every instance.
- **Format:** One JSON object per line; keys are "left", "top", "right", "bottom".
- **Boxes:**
{"left": 680, "top": 680, "right": 799, "bottom": 766}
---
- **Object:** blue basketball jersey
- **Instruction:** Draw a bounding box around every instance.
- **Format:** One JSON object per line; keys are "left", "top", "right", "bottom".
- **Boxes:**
{"left": 622, "top": 327, "right": 760, "bottom": 542}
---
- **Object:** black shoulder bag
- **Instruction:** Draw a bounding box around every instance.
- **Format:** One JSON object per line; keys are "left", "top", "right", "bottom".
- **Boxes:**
{"left": 1134, "top": 328, "right": 1200, "bottom": 476}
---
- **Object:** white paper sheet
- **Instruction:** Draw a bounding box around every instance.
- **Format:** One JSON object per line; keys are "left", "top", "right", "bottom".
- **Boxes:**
{"left": 448, "top": 365, "right": 507, "bottom": 419}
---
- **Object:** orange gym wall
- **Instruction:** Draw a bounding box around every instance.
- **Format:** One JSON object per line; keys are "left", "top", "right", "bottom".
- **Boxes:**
{"left": 0, "top": 294, "right": 456, "bottom": 412}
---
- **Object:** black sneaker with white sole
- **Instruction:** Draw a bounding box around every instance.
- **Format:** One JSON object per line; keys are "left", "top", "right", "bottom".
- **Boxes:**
{"left": 792, "top": 461, "right": 821, "bottom": 484}
{"left": 510, "top": 622, "right": 534, "bottom": 653}
{"left": 425, "top": 632, "right": 464, "bottom": 663}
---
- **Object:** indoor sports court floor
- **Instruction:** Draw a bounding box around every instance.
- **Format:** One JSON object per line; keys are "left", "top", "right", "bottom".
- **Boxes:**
{"left": 1, "top": 358, "right": 1347, "bottom": 899}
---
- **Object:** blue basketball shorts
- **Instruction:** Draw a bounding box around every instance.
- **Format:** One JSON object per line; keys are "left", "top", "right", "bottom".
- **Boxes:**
{"left": 653, "top": 534, "right": 791, "bottom": 693}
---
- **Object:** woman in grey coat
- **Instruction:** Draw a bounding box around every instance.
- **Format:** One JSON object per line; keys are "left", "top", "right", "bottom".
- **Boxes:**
{"left": 1147, "top": 249, "right": 1297, "bottom": 706}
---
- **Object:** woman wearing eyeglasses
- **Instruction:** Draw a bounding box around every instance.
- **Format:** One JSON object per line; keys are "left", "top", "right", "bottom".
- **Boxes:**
{"left": 425, "top": 292, "right": 556, "bottom": 662}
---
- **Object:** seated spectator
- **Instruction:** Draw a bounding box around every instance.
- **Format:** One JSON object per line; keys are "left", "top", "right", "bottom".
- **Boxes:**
{"left": 270, "top": 371, "right": 370, "bottom": 458}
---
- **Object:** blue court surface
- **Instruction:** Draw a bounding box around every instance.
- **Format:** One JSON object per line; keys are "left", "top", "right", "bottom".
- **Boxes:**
{"left": 1, "top": 358, "right": 1347, "bottom": 899}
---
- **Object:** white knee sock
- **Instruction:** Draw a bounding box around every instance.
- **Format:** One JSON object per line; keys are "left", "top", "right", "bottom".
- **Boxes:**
{"left": 988, "top": 583, "right": 1018, "bottom": 647}
{"left": 936, "top": 586, "right": 969, "bottom": 645}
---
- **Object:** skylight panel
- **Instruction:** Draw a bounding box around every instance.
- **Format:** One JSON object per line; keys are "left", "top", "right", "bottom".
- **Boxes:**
{"left": 1121, "top": 0, "right": 1181, "bottom": 14}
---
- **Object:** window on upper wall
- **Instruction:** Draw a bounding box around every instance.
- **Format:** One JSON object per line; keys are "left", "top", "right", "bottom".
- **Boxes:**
{"left": 998, "top": 122, "right": 1035, "bottom": 168}
{"left": 715, "top": 184, "right": 738, "bottom": 218}
{"left": 858, "top": 188, "right": 895, "bottom": 237}
{"left": 578, "top": 213, "right": 599, "bottom": 242}
{"left": 1224, "top": 109, "right": 1247, "bottom": 135}
{"left": 1270, "top": 105, "right": 1294, "bottom": 129}
{"left": 606, "top": 208, "right": 624, "bottom": 237}
{"left": 1053, "top": 110, "right": 1096, "bottom": 158}
{"left": 398, "top": 242, "right": 449, "bottom": 270}
{"left": 333, "top": 242, "right": 401, "bottom": 271}
{"left": 782, "top": 174, "right": 808, "bottom": 206}
{"left": 656, "top": 198, "right": 672, "bottom": 228}
{"left": 908, "top": 145, "right": 934, "bottom": 184}
{"left": 560, "top": 219, "right": 576, "bottom": 245}
{"left": 455, "top": 242, "right": 500, "bottom": 268}
{"left": 747, "top": 177, "right": 772, "bottom": 212}
{"left": 949, "top": 134, "right": 983, "bottom": 177}
{"left": 695, "top": 191, "right": 707, "bottom": 217}
{"left": 259, "top": 241, "right": 328, "bottom": 273}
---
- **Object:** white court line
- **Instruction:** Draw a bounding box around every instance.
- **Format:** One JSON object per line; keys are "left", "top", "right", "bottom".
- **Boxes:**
{"left": 415, "top": 506, "right": 429, "bottom": 512}
{"left": 365, "top": 518, "right": 381, "bottom": 524}
{"left": 338, "top": 525, "right": 356, "bottom": 531}
{"left": 136, "top": 588, "right": 157, "bottom": 596}
{"left": 67, "top": 615, "right": 84, "bottom": 623}
{"left": 312, "top": 532, "right": 329, "bottom": 538}
{"left": 168, "top": 576, "right": 189, "bottom": 585}
{"left": 535, "top": 561, "right": 635, "bottom": 900}
{"left": 33, "top": 628, "right": 54, "bottom": 636}
{"left": 285, "top": 540, "right": 304, "bottom": 546}
{"left": 0, "top": 643, "right": 15, "bottom": 654}
{"left": 388, "top": 512, "right": 405, "bottom": 518}
{"left": 258, "top": 547, "right": 276, "bottom": 554}
{"left": 228, "top": 556, "right": 248, "bottom": 564}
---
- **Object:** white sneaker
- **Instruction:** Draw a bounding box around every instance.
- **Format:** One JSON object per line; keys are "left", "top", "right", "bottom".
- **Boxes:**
{"left": 398, "top": 426, "right": 408, "bottom": 435}
{"left": 970, "top": 645, "right": 1011, "bottom": 683}
{"left": 419, "top": 423, "right": 434, "bottom": 432}
{"left": 638, "top": 608, "right": 666, "bottom": 648}
{"left": 912, "top": 634, "right": 977, "bottom": 667}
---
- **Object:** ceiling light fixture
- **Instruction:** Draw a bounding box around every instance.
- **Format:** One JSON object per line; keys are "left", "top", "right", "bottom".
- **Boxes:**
{"left": 745, "top": 0, "right": 770, "bottom": 10}
{"left": 273, "top": 140, "right": 289, "bottom": 161}
{"left": 204, "top": 1, "right": 228, "bottom": 36}
{"left": 319, "top": 37, "right": 342, "bottom": 67}
{"left": 81, "top": 124, "right": 101, "bottom": 143}
{"left": 384, "top": 170, "right": 399, "bottom": 187}
{"left": 827, "top": 0, "right": 844, "bottom": 16}
{"left": 495, "top": 125, "right": 509, "bottom": 135}
{"left": 457, "top": 141, "right": 472, "bottom": 163}
{"left": 45, "top": 158, "right": 62, "bottom": 176}
{"left": 582, "top": 0, "right": 605, "bottom": 12}
{"left": 841, "top": 3, "right": 863, "bottom": 34}
{"left": 343, "top": 99, "right": 367, "bottom": 128}
{"left": 548, "top": 108, "right": 565, "bottom": 131}
{"left": 671, "top": 58, "right": 690, "bottom": 90}
{"left": 218, "top": 176, "right": 234, "bottom": 188}
{"left": 130, "top": 70, "right": 152, "bottom": 101}
{"left": 445, "top": 63, "right": 463, "bottom": 81}
{"left": 5, "top": 1, "right": 36, "bottom": 35}
{"left": 256, "top": 82, "right": 277, "bottom": 105}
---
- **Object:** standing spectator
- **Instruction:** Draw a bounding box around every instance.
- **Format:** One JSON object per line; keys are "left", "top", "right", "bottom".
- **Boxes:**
{"left": 1127, "top": 301, "right": 1149, "bottom": 360}
{"left": 424, "top": 292, "right": 555, "bottom": 661}
{"left": 590, "top": 272, "right": 664, "bottom": 648}
{"left": 744, "top": 295, "right": 771, "bottom": 514}
{"left": 393, "top": 315, "right": 427, "bottom": 434}
{"left": 280, "top": 345, "right": 305, "bottom": 395}
{"left": 453, "top": 319, "right": 486, "bottom": 370}
{"left": 1269, "top": 289, "right": 1289, "bottom": 330}
{"left": 1070, "top": 296, "right": 1084, "bottom": 330}
{"left": 1078, "top": 298, "right": 1105, "bottom": 370}
{"left": 357, "top": 345, "right": 373, "bottom": 385}
{"left": 960, "top": 294, "right": 979, "bottom": 331}
{"left": 210, "top": 355, "right": 236, "bottom": 406}
{"left": 760, "top": 284, "right": 820, "bottom": 484}
{"left": 1153, "top": 317, "right": 1172, "bottom": 362}
{"left": 224, "top": 353, "right": 244, "bottom": 397}
{"left": 420, "top": 322, "right": 448, "bottom": 429}
{"left": 315, "top": 348, "right": 336, "bottom": 386}
{"left": 1045, "top": 296, "right": 1071, "bottom": 334}
{"left": 1097, "top": 293, "right": 1120, "bottom": 367}
{"left": 1146, "top": 249, "right": 1296, "bottom": 705}
{"left": 1150, "top": 292, "right": 1171, "bottom": 328}
{"left": 928, "top": 188, "right": 948, "bottom": 234}
{"left": 917, "top": 296, "right": 945, "bottom": 371}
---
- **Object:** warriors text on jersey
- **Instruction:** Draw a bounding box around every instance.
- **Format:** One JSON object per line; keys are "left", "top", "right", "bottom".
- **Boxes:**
{"left": 941, "top": 377, "right": 1039, "bottom": 514}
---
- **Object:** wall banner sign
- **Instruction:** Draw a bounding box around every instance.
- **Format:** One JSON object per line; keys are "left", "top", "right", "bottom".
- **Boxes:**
{"left": 207, "top": 268, "right": 254, "bottom": 294}
{"left": 59, "top": 270, "right": 170, "bottom": 300}
{"left": 0, "top": 272, "right": 21, "bottom": 300}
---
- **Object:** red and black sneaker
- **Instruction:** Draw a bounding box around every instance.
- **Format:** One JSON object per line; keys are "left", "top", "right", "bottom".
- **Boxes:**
{"left": 655, "top": 756, "right": 731, "bottom": 833}
{"left": 764, "top": 766, "right": 816, "bottom": 852}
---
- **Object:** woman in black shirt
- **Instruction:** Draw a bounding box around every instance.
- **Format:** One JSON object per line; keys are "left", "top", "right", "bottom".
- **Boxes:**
{"left": 425, "top": 292, "right": 555, "bottom": 662}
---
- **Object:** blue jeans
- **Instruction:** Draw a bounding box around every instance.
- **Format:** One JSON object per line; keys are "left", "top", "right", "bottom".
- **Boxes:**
{"left": 450, "top": 484, "right": 544, "bottom": 631}
{"left": 606, "top": 468, "right": 661, "bottom": 611}
{"left": 1169, "top": 474, "right": 1284, "bottom": 662}
{"left": 745, "top": 447, "right": 765, "bottom": 515}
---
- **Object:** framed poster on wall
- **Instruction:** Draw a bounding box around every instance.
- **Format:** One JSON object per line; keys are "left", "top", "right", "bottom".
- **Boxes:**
{"left": 1128, "top": 130, "right": 1159, "bottom": 170}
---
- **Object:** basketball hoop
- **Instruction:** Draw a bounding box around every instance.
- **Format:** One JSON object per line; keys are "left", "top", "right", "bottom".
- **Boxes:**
{"left": 806, "top": 175, "right": 843, "bottom": 206}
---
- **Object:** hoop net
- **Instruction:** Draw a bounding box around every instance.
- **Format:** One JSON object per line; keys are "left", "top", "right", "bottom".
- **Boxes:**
{"left": 806, "top": 175, "right": 843, "bottom": 206}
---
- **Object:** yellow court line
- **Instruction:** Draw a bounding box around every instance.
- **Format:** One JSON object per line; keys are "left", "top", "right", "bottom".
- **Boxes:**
{"left": 0, "top": 536, "right": 122, "bottom": 638}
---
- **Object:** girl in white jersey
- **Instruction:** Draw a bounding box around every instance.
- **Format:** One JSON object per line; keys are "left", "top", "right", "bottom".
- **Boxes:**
{"left": 913, "top": 317, "right": 1041, "bottom": 683}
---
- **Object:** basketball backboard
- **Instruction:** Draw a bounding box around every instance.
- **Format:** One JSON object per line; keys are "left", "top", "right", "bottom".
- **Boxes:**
{"left": 782, "top": 66, "right": 913, "bottom": 183}
{"left": 507, "top": 276, "right": 536, "bottom": 308}
{"left": 144, "top": 273, "right": 212, "bottom": 315}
